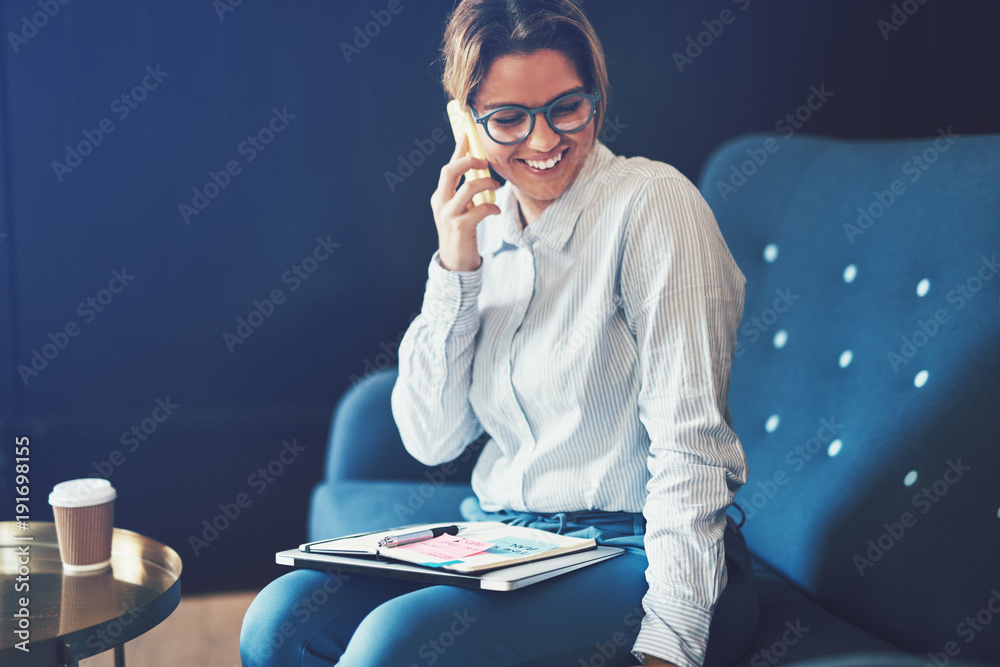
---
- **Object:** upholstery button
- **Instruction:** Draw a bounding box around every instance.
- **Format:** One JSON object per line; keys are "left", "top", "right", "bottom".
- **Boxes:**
{"left": 914, "top": 370, "right": 929, "bottom": 388}
{"left": 916, "top": 278, "right": 931, "bottom": 297}
{"left": 904, "top": 470, "right": 919, "bottom": 487}
{"left": 827, "top": 439, "right": 843, "bottom": 457}
{"left": 765, "top": 414, "right": 780, "bottom": 433}
{"left": 763, "top": 243, "right": 779, "bottom": 263}
{"left": 843, "top": 264, "right": 858, "bottom": 283}
{"left": 773, "top": 330, "right": 788, "bottom": 349}
{"left": 839, "top": 350, "right": 853, "bottom": 368}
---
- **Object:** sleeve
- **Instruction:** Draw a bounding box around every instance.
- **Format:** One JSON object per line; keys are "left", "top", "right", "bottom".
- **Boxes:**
{"left": 620, "top": 177, "right": 748, "bottom": 667}
{"left": 390, "top": 251, "right": 485, "bottom": 466}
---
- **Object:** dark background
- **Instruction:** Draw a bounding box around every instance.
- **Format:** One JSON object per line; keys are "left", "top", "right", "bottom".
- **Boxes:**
{"left": 1, "top": 0, "right": 997, "bottom": 593}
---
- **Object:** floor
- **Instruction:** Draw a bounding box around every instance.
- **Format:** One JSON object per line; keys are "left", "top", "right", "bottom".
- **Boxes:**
{"left": 80, "top": 590, "right": 258, "bottom": 667}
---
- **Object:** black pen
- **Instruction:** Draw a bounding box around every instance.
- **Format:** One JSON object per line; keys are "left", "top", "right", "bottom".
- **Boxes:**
{"left": 378, "top": 525, "right": 459, "bottom": 548}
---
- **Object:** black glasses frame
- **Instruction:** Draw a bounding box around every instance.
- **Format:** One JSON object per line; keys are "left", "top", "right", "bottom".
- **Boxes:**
{"left": 470, "top": 90, "right": 601, "bottom": 146}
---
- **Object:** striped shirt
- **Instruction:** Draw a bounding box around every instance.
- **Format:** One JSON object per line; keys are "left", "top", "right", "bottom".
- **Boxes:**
{"left": 392, "top": 141, "right": 748, "bottom": 667}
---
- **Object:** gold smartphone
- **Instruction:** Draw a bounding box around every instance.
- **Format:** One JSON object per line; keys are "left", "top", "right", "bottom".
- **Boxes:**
{"left": 447, "top": 100, "right": 496, "bottom": 206}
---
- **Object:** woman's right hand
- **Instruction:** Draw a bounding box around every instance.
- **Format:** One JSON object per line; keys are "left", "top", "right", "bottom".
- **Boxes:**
{"left": 430, "top": 132, "right": 501, "bottom": 272}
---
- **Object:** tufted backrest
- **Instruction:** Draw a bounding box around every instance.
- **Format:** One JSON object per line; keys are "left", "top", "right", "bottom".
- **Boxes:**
{"left": 699, "top": 133, "right": 1000, "bottom": 661}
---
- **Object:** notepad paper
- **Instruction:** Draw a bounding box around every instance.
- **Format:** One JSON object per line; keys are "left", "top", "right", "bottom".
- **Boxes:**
{"left": 302, "top": 521, "right": 597, "bottom": 574}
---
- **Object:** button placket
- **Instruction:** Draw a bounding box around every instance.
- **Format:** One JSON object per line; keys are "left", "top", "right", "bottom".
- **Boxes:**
{"left": 503, "top": 244, "right": 538, "bottom": 509}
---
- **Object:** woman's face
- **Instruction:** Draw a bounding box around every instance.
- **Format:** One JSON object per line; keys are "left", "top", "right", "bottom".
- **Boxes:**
{"left": 472, "top": 49, "right": 596, "bottom": 222}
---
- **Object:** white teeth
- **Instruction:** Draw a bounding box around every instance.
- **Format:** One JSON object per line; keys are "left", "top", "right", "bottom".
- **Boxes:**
{"left": 525, "top": 150, "right": 564, "bottom": 170}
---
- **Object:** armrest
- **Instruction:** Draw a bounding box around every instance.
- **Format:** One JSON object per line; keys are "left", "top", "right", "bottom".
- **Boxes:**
{"left": 324, "top": 367, "right": 479, "bottom": 483}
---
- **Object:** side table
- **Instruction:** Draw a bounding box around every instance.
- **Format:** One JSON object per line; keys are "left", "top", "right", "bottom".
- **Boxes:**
{"left": 0, "top": 521, "right": 182, "bottom": 666}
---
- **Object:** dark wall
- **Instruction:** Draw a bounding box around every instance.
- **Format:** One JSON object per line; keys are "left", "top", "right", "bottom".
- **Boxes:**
{"left": 1, "top": 0, "right": 997, "bottom": 592}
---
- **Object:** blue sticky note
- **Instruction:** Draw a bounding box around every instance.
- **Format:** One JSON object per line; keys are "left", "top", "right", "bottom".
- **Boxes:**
{"left": 486, "top": 537, "right": 558, "bottom": 557}
{"left": 419, "top": 560, "right": 463, "bottom": 568}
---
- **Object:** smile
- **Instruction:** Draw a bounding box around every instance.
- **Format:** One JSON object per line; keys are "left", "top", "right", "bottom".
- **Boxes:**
{"left": 522, "top": 149, "right": 566, "bottom": 171}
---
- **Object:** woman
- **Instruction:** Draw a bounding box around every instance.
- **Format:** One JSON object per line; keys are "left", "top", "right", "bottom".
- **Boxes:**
{"left": 241, "top": 1, "right": 756, "bottom": 665}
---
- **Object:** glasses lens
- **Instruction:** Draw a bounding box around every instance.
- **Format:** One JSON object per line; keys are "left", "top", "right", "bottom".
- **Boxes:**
{"left": 486, "top": 109, "right": 532, "bottom": 144}
{"left": 550, "top": 95, "right": 594, "bottom": 132}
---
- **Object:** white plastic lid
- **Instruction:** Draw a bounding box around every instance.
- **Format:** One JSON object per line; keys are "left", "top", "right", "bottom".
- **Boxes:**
{"left": 48, "top": 478, "right": 117, "bottom": 508}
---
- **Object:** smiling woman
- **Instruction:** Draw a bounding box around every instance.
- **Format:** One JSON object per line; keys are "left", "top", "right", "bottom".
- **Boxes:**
{"left": 467, "top": 49, "right": 596, "bottom": 226}
{"left": 241, "top": 2, "right": 757, "bottom": 666}
{"left": 439, "top": 0, "right": 609, "bottom": 234}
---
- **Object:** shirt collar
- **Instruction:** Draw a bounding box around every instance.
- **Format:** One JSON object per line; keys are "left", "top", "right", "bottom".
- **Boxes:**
{"left": 491, "top": 141, "right": 615, "bottom": 254}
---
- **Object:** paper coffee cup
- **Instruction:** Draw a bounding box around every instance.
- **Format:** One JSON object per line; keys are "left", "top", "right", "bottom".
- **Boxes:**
{"left": 48, "top": 479, "right": 116, "bottom": 573}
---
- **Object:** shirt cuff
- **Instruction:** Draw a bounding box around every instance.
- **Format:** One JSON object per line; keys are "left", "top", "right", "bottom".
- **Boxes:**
{"left": 421, "top": 251, "right": 483, "bottom": 334}
{"left": 632, "top": 590, "right": 714, "bottom": 667}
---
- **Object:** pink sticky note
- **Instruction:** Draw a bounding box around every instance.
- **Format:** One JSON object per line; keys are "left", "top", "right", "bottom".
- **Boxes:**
{"left": 397, "top": 535, "right": 492, "bottom": 561}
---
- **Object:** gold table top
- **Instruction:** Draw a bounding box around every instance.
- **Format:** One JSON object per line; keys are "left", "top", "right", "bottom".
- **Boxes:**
{"left": 0, "top": 521, "right": 182, "bottom": 666}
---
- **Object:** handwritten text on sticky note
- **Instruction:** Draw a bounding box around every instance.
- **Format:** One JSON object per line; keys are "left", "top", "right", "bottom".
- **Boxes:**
{"left": 486, "top": 537, "right": 558, "bottom": 557}
{"left": 397, "top": 536, "right": 493, "bottom": 561}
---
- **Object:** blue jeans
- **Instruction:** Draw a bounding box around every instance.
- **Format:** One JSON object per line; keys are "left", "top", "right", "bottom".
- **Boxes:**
{"left": 240, "top": 499, "right": 757, "bottom": 666}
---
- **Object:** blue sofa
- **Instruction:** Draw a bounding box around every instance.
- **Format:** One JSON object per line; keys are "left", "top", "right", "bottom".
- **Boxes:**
{"left": 308, "top": 133, "right": 1000, "bottom": 666}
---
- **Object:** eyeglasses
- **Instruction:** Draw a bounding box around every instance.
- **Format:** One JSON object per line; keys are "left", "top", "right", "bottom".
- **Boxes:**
{"left": 470, "top": 90, "right": 600, "bottom": 145}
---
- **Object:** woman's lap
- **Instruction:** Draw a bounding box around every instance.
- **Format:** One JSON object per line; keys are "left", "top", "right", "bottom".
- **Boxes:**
{"left": 240, "top": 514, "right": 757, "bottom": 667}
{"left": 241, "top": 548, "right": 650, "bottom": 667}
